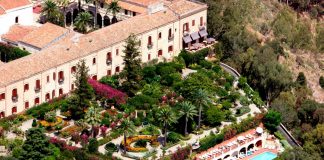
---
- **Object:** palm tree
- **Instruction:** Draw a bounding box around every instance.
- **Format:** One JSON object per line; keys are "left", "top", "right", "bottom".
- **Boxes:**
{"left": 84, "top": 103, "right": 101, "bottom": 137}
{"left": 42, "top": 0, "right": 63, "bottom": 25}
{"left": 120, "top": 118, "right": 136, "bottom": 154}
{"left": 74, "top": 12, "right": 93, "bottom": 33}
{"left": 178, "top": 101, "right": 197, "bottom": 135}
{"left": 156, "top": 106, "right": 177, "bottom": 146}
{"left": 192, "top": 89, "right": 211, "bottom": 130}
{"left": 107, "top": 0, "right": 121, "bottom": 24}
{"left": 57, "top": 0, "right": 69, "bottom": 26}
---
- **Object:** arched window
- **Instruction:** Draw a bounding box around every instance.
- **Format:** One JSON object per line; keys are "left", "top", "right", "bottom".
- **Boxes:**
{"left": 25, "top": 101, "right": 29, "bottom": 109}
{"left": 92, "top": 57, "right": 96, "bottom": 64}
{"left": 107, "top": 52, "right": 112, "bottom": 61}
{"left": 158, "top": 32, "right": 162, "bottom": 39}
{"left": 34, "top": 97, "right": 40, "bottom": 105}
{"left": 58, "top": 71, "right": 64, "bottom": 83}
{"left": 15, "top": 17, "right": 19, "bottom": 23}
{"left": 45, "top": 93, "right": 50, "bottom": 101}
{"left": 115, "top": 66, "right": 120, "bottom": 73}
{"left": 12, "top": 107, "right": 17, "bottom": 114}
{"left": 168, "top": 28, "right": 172, "bottom": 38}
{"left": 92, "top": 75, "right": 97, "bottom": 80}
{"left": 59, "top": 88, "right": 63, "bottom": 96}
{"left": 52, "top": 90, "right": 55, "bottom": 99}
{"left": 71, "top": 66, "right": 76, "bottom": 73}
{"left": 158, "top": 50, "right": 163, "bottom": 57}
{"left": 12, "top": 88, "right": 18, "bottom": 101}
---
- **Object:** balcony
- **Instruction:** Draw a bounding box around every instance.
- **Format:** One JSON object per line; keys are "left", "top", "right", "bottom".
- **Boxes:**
{"left": 58, "top": 78, "right": 64, "bottom": 84}
{"left": 199, "top": 25, "right": 205, "bottom": 31}
{"left": 12, "top": 96, "right": 18, "bottom": 102}
{"left": 147, "top": 43, "right": 153, "bottom": 49}
{"left": 183, "top": 30, "right": 190, "bottom": 36}
{"left": 106, "top": 59, "right": 112, "bottom": 65}
{"left": 168, "top": 34, "right": 174, "bottom": 41}
{"left": 34, "top": 86, "right": 41, "bottom": 92}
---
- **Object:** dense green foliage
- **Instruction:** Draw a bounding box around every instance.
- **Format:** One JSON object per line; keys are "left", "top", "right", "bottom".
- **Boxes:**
{"left": 0, "top": 43, "right": 31, "bottom": 62}
{"left": 264, "top": 110, "right": 282, "bottom": 133}
{"left": 320, "top": 76, "right": 324, "bottom": 89}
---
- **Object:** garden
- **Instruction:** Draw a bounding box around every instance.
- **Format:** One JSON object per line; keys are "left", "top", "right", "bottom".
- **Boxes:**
{"left": 0, "top": 35, "right": 265, "bottom": 160}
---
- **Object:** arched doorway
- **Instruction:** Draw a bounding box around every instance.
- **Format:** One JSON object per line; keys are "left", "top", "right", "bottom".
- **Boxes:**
{"left": 103, "top": 16, "right": 110, "bottom": 26}
{"left": 256, "top": 140, "right": 262, "bottom": 147}
{"left": 239, "top": 147, "right": 246, "bottom": 155}
{"left": 66, "top": 11, "right": 72, "bottom": 26}
{"left": 247, "top": 143, "right": 254, "bottom": 151}
{"left": 88, "top": 11, "right": 94, "bottom": 26}
{"left": 112, "top": 16, "right": 118, "bottom": 24}
{"left": 96, "top": 13, "right": 102, "bottom": 28}
{"left": 73, "top": 9, "right": 79, "bottom": 22}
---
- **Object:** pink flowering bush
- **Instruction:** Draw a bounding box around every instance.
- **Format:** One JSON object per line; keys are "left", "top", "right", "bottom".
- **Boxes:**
{"left": 171, "top": 146, "right": 191, "bottom": 160}
{"left": 49, "top": 137, "right": 79, "bottom": 151}
{"left": 100, "top": 126, "right": 108, "bottom": 137}
{"left": 88, "top": 79, "right": 127, "bottom": 104}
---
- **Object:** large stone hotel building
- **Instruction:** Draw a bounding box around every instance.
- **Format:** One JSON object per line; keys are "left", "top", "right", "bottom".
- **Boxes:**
{"left": 0, "top": 0, "right": 208, "bottom": 117}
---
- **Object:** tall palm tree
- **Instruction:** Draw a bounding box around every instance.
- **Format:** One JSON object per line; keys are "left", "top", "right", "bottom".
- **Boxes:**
{"left": 84, "top": 103, "right": 101, "bottom": 137}
{"left": 156, "top": 106, "right": 177, "bottom": 146}
{"left": 120, "top": 118, "right": 136, "bottom": 154}
{"left": 178, "top": 101, "right": 198, "bottom": 135}
{"left": 57, "top": 0, "right": 69, "bottom": 26}
{"left": 42, "top": 0, "right": 63, "bottom": 25}
{"left": 192, "top": 89, "right": 211, "bottom": 130}
{"left": 107, "top": 0, "right": 121, "bottom": 24}
{"left": 74, "top": 12, "right": 93, "bottom": 33}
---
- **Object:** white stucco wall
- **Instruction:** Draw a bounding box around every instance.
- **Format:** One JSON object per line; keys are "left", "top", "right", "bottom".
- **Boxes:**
{"left": 0, "top": 5, "right": 33, "bottom": 37}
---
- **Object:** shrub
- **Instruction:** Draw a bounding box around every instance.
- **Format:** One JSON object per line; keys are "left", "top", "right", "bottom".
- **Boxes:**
{"left": 206, "top": 107, "right": 225, "bottom": 126}
{"left": 319, "top": 76, "right": 324, "bottom": 89}
{"left": 296, "top": 72, "right": 306, "bottom": 86}
{"left": 134, "top": 139, "right": 148, "bottom": 148}
{"left": 133, "top": 118, "right": 142, "bottom": 126}
{"left": 199, "top": 60, "right": 213, "bottom": 69}
{"left": 105, "top": 142, "right": 117, "bottom": 152}
{"left": 88, "top": 138, "right": 99, "bottom": 153}
{"left": 170, "top": 146, "right": 191, "bottom": 160}
{"left": 101, "top": 117, "right": 110, "bottom": 127}
{"left": 32, "top": 119, "right": 37, "bottom": 127}
{"left": 0, "top": 42, "right": 31, "bottom": 62}
{"left": 99, "top": 76, "right": 119, "bottom": 89}
{"left": 167, "top": 132, "right": 181, "bottom": 144}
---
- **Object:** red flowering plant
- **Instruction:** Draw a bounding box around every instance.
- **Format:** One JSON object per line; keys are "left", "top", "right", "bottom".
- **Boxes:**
{"left": 171, "top": 146, "right": 191, "bottom": 160}
{"left": 49, "top": 137, "right": 79, "bottom": 151}
{"left": 88, "top": 79, "right": 127, "bottom": 104}
{"left": 100, "top": 126, "right": 108, "bottom": 137}
{"left": 81, "top": 134, "right": 89, "bottom": 146}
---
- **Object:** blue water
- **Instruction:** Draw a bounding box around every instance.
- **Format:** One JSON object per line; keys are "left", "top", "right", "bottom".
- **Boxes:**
{"left": 250, "top": 152, "right": 277, "bottom": 160}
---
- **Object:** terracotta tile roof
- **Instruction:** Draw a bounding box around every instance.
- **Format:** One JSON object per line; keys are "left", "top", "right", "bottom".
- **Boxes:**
{"left": 0, "top": 7, "right": 5, "bottom": 15}
{"left": 0, "top": 0, "right": 31, "bottom": 11}
{"left": 164, "top": 0, "right": 207, "bottom": 16}
{"left": 105, "top": 0, "right": 147, "bottom": 13}
{"left": 0, "top": 8, "right": 179, "bottom": 87}
{"left": 1, "top": 25, "right": 37, "bottom": 43}
{"left": 122, "top": 0, "right": 160, "bottom": 7}
{"left": 19, "top": 23, "right": 70, "bottom": 49}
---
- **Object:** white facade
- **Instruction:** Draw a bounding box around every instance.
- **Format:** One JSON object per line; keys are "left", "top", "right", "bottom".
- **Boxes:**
{"left": 0, "top": 4, "right": 33, "bottom": 37}
{"left": 0, "top": 1, "right": 208, "bottom": 118}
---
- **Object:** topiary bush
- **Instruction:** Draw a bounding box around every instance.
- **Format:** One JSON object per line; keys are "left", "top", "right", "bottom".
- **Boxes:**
{"left": 167, "top": 132, "right": 182, "bottom": 144}
{"left": 105, "top": 142, "right": 117, "bottom": 152}
{"left": 134, "top": 139, "right": 148, "bottom": 148}
{"left": 88, "top": 138, "right": 99, "bottom": 153}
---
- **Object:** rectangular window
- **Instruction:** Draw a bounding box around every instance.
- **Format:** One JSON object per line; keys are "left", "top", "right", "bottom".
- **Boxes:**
{"left": 0, "top": 93, "right": 5, "bottom": 100}
{"left": 168, "top": 46, "right": 173, "bottom": 52}
{"left": 24, "top": 84, "right": 29, "bottom": 92}
{"left": 25, "top": 101, "right": 29, "bottom": 109}
{"left": 116, "top": 49, "right": 119, "bottom": 56}
{"left": 58, "top": 71, "right": 64, "bottom": 83}
{"left": 158, "top": 32, "right": 162, "bottom": 39}
{"left": 93, "top": 58, "right": 96, "bottom": 64}
{"left": 107, "top": 70, "right": 111, "bottom": 76}
{"left": 53, "top": 72, "right": 56, "bottom": 81}
{"left": 200, "top": 17, "right": 203, "bottom": 26}
{"left": 125, "top": 10, "right": 128, "bottom": 15}
{"left": 71, "top": 66, "right": 76, "bottom": 73}
{"left": 183, "top": 23, "right": 189, "bottom": 32}
{"left": 158, "top": 50, "right": 163, "bottom": 57}
{"left": 192, "top": 20, "right": 195, "bottom": 26}
{"left": 148, "top": 54, "right": 151, "bottom": 61}
{"left": 34, "top": 97, "right": 40, "bottom": 105}
{"left": 47, "top": 76, "right": 49, "bottom": 83}
{"left": 35, "top": 80, "right": 41, "bottom": 90}
{"left": 115, "top": 66, "right": 120, "bottom": 73}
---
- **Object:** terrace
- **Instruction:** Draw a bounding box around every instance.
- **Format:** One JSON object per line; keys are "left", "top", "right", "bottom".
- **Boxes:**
{"left": 196, "top": 127, "right": 265, "bottom": 160}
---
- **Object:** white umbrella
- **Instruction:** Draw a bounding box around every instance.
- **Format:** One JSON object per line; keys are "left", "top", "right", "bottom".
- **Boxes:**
{"left": 237, "top": 136, "right": 244, "bottom": 141}
{"left": 256, "top": 127, "right": 263, "bottom": 134}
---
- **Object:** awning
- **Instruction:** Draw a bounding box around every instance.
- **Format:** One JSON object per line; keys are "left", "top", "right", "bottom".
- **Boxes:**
{"left": 199, "top": 29, "right": 208, "bottom": 37}
{"left": 183, "top": 35, "right": 192, "bottom": 43}
{"left": 190, "top": 32, "right": 200, "bottom": 41}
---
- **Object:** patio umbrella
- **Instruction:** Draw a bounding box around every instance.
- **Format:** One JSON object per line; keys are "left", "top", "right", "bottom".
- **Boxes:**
{"left": 256, "top": 127, "right": 263, "bottom": 134}
{"left": 237, "top": 136, "right": 244, "bottom": 141}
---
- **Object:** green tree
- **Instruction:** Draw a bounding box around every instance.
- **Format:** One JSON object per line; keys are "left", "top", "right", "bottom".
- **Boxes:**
{"left": 296, "top": 72, "right": 307, "bottom": 86}
{"left": 84, "top": 103, "right": 101, "bottom": 137}
{"left": 69, "top": 60, "right": 94, "bottom": 119}
{"left": 19, "top": 128, "right": 52, "bottom": 160}
{"left": 106, "top": 0, "right": 121, "bottom": 24}
{"left": 276, "top": 147, "right": 321, "bottom": 160}
{"left": 74, "top": 12, "right": 93, "bottom": 33}
{"left": 178, "top": 101, "right": 198, "bottom": 135}
{"left": 264, "top": 110, "right": 282, "bottom": 133}
{"left": 120, "top": 34, "right": 142, "bottom": 96}
{"left": 41, "top": 0, "right": 64, "bottom": 26}
{"left": 156, "top": 106, "right": 177, "bottom": 146}
{"left": 206, "top": 107, "right": 225, "bottom": 126}
{"left": 120, "top": 118, "right": 136, "bottom": 153}
{"left": 192, "top": 89, "right": 211, "bottom": 130}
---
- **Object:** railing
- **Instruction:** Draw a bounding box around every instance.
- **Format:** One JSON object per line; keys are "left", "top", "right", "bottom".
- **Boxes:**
{"left": 34, "top": 87, "right": 41, "bottom": 92}
{"left": 106, "top": 59, "right": 112, "bottom": 65}
{"left": 11, "top": 96, "right": 18, "bottom": 102}
{"left": 147, "top": 44, "right": 153, "bottom": 49}
{"left": 58, "top": 78, "right": 64, "bottom": 84}
{"left": 168, "top": 34, "right": 174, "bottom": 41}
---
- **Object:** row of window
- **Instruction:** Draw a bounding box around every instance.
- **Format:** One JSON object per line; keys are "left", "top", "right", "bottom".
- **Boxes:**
{"left": 183, "top": 16, "right": 204, "bottom": 32}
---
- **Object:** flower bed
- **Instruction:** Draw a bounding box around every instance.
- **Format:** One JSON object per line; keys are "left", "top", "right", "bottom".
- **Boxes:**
{"left": 38, "top": 116, "right": 63, "bottom": 127}
{"left": 59, "top": 125, "right": 84, "bottom": 138}
{"left": 121, "top": 135, "right": 159, "bottom": 152}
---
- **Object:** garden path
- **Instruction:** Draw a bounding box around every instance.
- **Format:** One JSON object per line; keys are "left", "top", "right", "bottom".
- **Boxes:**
{"left": 19, "top": 119, "right": 33, "bottom": 132}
